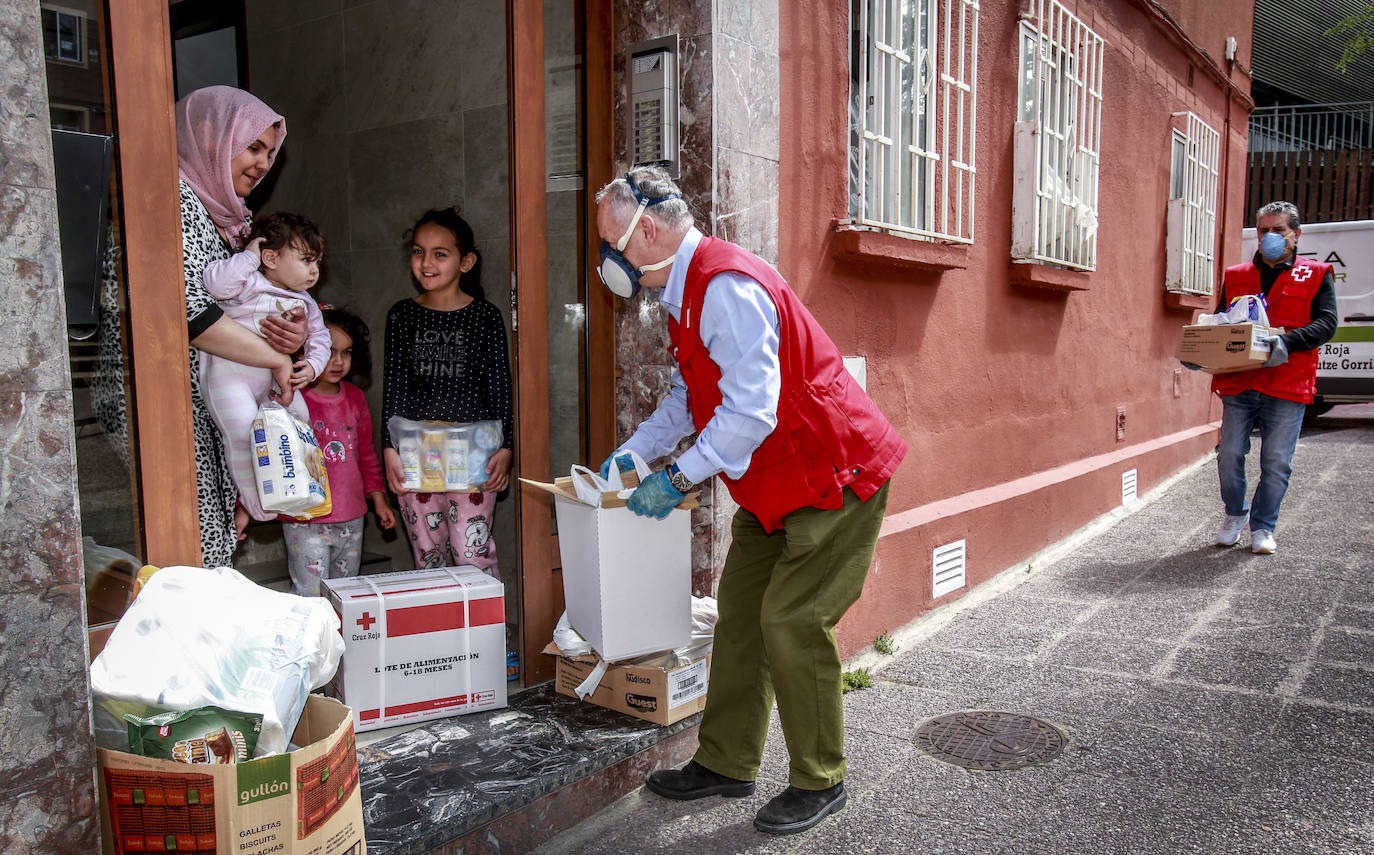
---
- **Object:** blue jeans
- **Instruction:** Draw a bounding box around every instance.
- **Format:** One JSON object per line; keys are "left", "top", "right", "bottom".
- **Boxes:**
{"left": 1217, "top": 390, "right": 1307, "bottom": 532}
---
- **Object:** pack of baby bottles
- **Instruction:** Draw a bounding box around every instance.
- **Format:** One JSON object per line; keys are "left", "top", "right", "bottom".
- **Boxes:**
{"left": 388, "top": 418, "right": 503, "bottom": 492}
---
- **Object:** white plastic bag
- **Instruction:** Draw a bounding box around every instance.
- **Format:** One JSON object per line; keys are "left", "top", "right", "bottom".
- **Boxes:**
{"left": 552, "top": 611, "right": 595, "bottom": 657}
{"left": 89, "top": 565, "right": 344, "bottom": 756}
{"left": 388, "top": 417, "right": 503, "bottom": 492}
{"left": 567, "top": 449, "right": 652, "bottom": 507}
{"left": 1196, "top": 294, "right": 1270, "bottom": 327}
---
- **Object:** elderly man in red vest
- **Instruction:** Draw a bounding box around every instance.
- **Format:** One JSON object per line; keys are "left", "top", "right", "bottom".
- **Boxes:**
{"left": 593, "top": 166, "right": 906, "bottom": 834}
{"left": 1196, "top": 201, "right": 1336, "bottom": 555}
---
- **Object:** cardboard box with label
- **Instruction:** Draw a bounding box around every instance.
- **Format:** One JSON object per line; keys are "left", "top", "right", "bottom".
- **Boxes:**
{"left": 544, "top": 643, "right": 711, "bottom": 725}
{"left": 1175, "top": 323, "right": 1279, "bottom": 374}
{"left": 323, "top": 566, "right": 507, "bottom": 733}
{"left": 97, "top": 694, "right": 365, "bottom": 855}
{"left": 521, "top": 470, "right": 697, "bottom": 661}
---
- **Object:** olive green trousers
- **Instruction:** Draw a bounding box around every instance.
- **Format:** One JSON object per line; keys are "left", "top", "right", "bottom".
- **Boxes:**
{"left": 693, "top": 481, "right": 890, "bottom": 790}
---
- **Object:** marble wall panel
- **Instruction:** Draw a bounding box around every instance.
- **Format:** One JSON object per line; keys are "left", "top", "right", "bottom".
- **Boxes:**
{"left": 719, "top": 0, "right": 779, "bottom": 56}
{"left": 715, "top": 36, "right": 780, "bottom": 163}
{"left": 246, "top": 0, "right": 343, "bottom": 32}
{"left": 462, "top": 104, "right": 512, "bottom": 243}
{"left": 317, "top": 243, "right": 355, "bottom": 298}
{"left": 348, "top": 112, "right": 467, "bottom": 251}
{"left": 342, "top": 0, "right": 475, "bottom": 131}
{"left": 675, "top": 33, "right": 715, "bottom": 226}
{"left": 0, "top": 7, "right": 96, "bottom": 847}
{"left": 258, "top": 133, "right": 352, "bottom": 269}
{"left": 345, "top": 246, "right": 419, "bottom": 568}
{"left": 0, "top": 11, "right": 51, "bottom": 191}
{"left": 0, "top": 184, "right": 71, "bottom": 392}
{"left": 756, "top": 156, "right": 780, "bottom": 266}
{"left": 454, "top": 0, "right": 508, "bottom": 111}
{"left": 0, "top": 389, "right": 95, "bottom": 854}
{"left": 715, "top": 149, "right": 779, "bottom": 264}
{"left": 246, "top": 14, "right": 349, "bottom": 138}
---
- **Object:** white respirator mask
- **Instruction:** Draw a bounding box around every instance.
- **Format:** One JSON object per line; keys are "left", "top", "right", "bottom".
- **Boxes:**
{"left": 597, "top": 174, "right": 678, "bottom": 299}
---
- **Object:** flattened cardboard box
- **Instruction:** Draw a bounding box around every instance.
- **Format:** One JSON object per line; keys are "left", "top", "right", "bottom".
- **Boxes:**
{"left": 323, "top": 567, "right": 507, "bottom": 733}
{"left": 544, "top": 643, "right": 710, "bottom": 726}
{"left": 521, "top": 472, "right": 697, "bottom": 661}
{"left": 97, "top": 694, "right": 365, "bottom": 855}
{"left": 1175, "top": 323, "right": 1279, "bottom": 374}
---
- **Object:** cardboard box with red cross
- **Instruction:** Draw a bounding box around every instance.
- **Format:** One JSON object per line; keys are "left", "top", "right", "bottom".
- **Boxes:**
{"left": 322, "top": 567, "right": 507, "bottom": 733}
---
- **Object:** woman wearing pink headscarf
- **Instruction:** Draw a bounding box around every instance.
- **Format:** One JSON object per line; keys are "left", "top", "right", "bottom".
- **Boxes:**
{"left": 175, "top": 85, "right": 306, "bottom": 568}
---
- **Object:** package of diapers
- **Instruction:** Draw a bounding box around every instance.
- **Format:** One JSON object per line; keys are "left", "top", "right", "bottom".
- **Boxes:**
{"left": 253, "top": 402, "right": 331, "bottom": 519}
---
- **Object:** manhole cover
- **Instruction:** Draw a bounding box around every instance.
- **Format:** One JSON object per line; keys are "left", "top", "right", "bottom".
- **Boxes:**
{"left": 913, "top": 710, "right": 1066, "bottom": 771}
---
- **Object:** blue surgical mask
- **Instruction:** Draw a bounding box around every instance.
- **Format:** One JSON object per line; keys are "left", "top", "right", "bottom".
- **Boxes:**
{"left": 1259, "top": 230, "right": 1288, "bottom": 261}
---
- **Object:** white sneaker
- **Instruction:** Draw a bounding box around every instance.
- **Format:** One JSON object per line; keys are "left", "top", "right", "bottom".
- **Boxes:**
{"left": 1215, "top": 513, "right": 1249, "bottom": 546}
{"left": 1251, "top": 529, "right": 1277, "bottom": 554}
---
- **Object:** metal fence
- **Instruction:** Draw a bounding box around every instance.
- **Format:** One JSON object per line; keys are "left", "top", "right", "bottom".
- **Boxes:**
{"left": 1249, "top": 101, "right": 1374, "bottom": 152}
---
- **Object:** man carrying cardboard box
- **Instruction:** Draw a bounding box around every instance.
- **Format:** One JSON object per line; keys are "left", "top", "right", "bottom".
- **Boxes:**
{"left": 1184, "top": 201, "right": 1336, "bottom": 554}
{"left": 592, "top": 166, "right": 907, "bottom": 835}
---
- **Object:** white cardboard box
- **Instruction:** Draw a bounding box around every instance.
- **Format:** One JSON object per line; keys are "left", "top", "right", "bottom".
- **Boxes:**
{"left": 323, "top": 567, "right": 507, "bottom": 732}
{"left": 522, "top": 472, "right": 694, "bottom": 661}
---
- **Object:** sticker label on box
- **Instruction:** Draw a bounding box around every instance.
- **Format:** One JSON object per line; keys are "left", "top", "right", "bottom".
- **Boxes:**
{"left": 668, "top": 660, "right": 708, "bottom": 709}
{"left": 236, "top": 752, "right": 290, "bottom": 806}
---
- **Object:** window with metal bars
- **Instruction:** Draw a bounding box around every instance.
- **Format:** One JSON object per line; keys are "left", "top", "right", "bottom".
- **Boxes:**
{"left": 1010, "top": 0, "right": 1104, "bottom": 271}
{"left": 1166, "top": 112, "right": 1220, "bottom": 296}
{"left": 848, "top": 0, "right": 979, "bottom": 243}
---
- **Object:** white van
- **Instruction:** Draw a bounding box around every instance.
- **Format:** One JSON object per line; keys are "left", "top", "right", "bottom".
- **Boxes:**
{"left": 1241, "top": 219, "right": 1374, "bottom": 416}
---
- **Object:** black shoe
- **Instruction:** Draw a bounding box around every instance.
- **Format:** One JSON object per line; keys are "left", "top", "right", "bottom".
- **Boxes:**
{"left": 753, "top": 782, "right": 847, "bottom": 834}
{"left": 645, "top": 760, "right": 755, "bottom": 800}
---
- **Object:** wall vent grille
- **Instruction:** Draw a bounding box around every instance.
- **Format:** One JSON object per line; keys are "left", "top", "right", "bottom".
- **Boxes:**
{"left": 933, "top": 540, "right": 967, "bottom": 598}
{"left": 1122, "top": 469, "right": 1138, "bottom": 504}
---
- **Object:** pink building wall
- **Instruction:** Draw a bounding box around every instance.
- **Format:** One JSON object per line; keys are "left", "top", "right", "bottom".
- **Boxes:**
{"left": 777, "top": 0, "right": 1256, "bottom": 655}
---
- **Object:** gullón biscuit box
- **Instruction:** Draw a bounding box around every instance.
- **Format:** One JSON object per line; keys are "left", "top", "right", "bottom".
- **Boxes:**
{"left": 96, "top": 694, "right": 365, "bottom": 855}
{"left": 323, "top": 567, "right": 507, "bottom": 733}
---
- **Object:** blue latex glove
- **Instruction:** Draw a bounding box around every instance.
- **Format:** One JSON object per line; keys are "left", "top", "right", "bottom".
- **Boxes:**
{"left": 598, "top": 450, "right": 635, "bottom": 480}
{"left": 1180, "top": 362, "right": 1202, "bottom": 371}
{"left": 627, "top": 468, "right": 686, "bottom": 519}
{"left": 1263, "top": 335, "right": 1289, "bottom": 367}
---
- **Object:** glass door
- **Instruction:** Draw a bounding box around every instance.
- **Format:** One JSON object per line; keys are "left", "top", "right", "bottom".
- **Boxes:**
{"left": 44, "top": 0, "right": 144, "bottom": 626}
{"left": 513, "top": 0, "right": 615, "bottom": 684}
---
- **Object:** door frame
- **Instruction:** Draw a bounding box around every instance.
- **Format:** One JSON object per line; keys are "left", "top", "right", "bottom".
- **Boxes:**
{"left": 101, "top": 0, "right": 620, "bottom": 684}
{"left": 510, "top": 0, "right": 616, "bottom": 685}
{"left": 106, "top": 0, "right": 202, "bottom": 567}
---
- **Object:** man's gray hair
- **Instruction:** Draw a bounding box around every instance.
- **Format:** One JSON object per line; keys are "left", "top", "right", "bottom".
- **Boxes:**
{"left": 1257, "top": 200, "right": 1300, "bottom": 231}
{"left": 595, "top": 165, "right": 694, "bottom": 232}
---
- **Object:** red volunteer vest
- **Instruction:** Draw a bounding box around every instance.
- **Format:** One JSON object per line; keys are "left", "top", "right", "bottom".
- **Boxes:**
{"left": 667, "top": 237, "right": 907, "bottom": 532}
{"left": 1210, "top": 257, "right": 1329, "bottom": 404}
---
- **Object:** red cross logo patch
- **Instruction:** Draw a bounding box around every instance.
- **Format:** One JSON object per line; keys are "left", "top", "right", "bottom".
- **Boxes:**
{"left": 1290, "top": 266, "right": 1314, "bottom": 282}
{"left": 357, "top": 611, "right": 376, "bottom": 631}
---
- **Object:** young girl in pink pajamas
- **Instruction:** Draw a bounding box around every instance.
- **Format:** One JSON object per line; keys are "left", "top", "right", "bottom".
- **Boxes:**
{"left": 200, "top": 212, "right": 331, "bottom": 539}
{"left": 381, "top": 208, "right": 514, "bottom": 581}
{"left": 283, "top": 308, "right": 396, "bottom": 596}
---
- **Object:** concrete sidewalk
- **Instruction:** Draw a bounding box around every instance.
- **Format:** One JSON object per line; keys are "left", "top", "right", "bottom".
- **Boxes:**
{"left": 534, "top": 408, "right": 1374, "bottom": 855}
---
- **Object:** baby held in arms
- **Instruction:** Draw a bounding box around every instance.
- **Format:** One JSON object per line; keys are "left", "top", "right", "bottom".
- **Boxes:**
{"left": 200, "top": 211, "right": 332, "bottom": 540}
